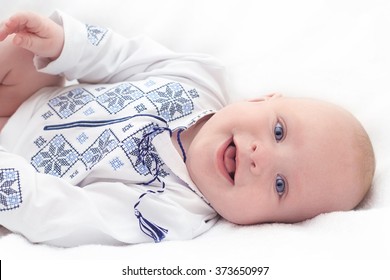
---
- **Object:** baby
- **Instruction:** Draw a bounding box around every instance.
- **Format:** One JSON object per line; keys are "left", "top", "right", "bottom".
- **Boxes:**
{"left": 0, "top": 11, "right": 375, "bottom": 246}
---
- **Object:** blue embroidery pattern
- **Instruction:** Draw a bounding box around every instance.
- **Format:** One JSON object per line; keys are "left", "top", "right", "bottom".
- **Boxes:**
{"left": 31, "top": 122, "right": 170, "bottom": 181}
{"left": 81, "top": 129, "right": 120, "bottom": 169}
{"left": 147, "top": 83, "right": 193, "bottom": 121}
{"left": 135, "top": 103, "right": 147, "bottom": 113}
{"left": 96, "top": 83, "right": 144, "bottom": 114}
{"left": 48, "top": 88, "right": 94, "bottom": 119}
{"left": 188, "top": 88, "right": 200, "bottom": 98}
{"left": 34, "top": 136, "right": 47, "bottom": 148}
{"left": 47, "top": 82, "right": 197, "bottom": 121}
{"left": 110, "top": 157, "right": 124, "bottom": 171}
{"left": 83, "top": 107, "right": 95, "bottom": 116}
{"left": 0, "top": 168, "right": 22, "bottom": 212}
{"left": 31, "top": 135, "right": 79, "bottom": 177}
{"left": 76, "top": 132, "right": 88, "bottom": 144}
{"left": 86, "top": 24, "right": 108, "bottom": 46}
{"left": 122, "top": 124, "right": 167, "bottom": 180}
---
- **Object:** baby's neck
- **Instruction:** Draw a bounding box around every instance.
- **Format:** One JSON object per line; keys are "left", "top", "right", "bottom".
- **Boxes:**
{"left": 171, "top": 115, "right": 211, "bottom": 161}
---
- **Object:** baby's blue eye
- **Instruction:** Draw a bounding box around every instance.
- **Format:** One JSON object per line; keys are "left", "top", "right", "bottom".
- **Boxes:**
{"left": 275, "top": 175, "right": 286, "bottom": 195}
{"left": 274, "top": 122, "right": 284, "bottom": 142}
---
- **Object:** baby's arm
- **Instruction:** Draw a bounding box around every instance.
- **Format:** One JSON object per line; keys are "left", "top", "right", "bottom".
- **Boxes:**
{"left": 26, "top": 10, "right": 228, "bottom": 102}
{"left": 0, "top": 11, "right": 64, "bottom": 60}
{"left": 0, "top": 147, "right": 212, "bottom": 246}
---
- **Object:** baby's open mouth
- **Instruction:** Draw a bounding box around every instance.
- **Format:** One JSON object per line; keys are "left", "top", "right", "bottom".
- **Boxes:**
{"left": 224, "top": 140, "right": 236, "bottom": 181}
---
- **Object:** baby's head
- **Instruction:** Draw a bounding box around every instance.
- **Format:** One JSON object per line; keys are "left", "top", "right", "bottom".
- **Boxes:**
{"left": 186, "top": 94, "right": 375, "bottom": 224}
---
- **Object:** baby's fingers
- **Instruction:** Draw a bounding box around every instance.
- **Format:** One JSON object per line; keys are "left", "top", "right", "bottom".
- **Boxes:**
{"left": 0, "top": 14, "right": 29, "bottom": 41}
{"left": 0, "top": 12, "right": 63, "bottom": 58}
{"left": 0, "top": 20, "right": 14, "bottom": 41}
{"left": 10, "top": 12, "right": 43, "bottom": 34}
{"left": 0, "top": 12, "right": 45, "bottom": 41}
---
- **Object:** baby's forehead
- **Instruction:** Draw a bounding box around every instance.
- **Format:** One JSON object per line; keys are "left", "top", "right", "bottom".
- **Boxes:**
{"left": 275, "top": 97, "right": 355, "bottom": 127}
{"left": 276, "top": 97, "right": 338, "bottom": 111}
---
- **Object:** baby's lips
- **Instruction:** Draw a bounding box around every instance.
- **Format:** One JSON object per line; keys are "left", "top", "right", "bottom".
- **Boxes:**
{"left": 224, "top": 144, "right": 236, "bottom": 174}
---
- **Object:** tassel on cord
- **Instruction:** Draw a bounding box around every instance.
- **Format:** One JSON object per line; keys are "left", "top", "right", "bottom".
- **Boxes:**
{"left": 134, "top": 209, "right": 168, "bottom": 242}
{"left": 133, "top": 182, "right": 167, "bottom": 242}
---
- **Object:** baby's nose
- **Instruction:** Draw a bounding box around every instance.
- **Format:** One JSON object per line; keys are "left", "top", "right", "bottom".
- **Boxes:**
{"left": 249, "top": 142, "right": 272, "bottom": 175}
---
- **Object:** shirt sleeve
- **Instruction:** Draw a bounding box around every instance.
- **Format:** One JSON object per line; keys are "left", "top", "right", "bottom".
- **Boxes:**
{"left": 34, "top": 10, "right": 229, "bottom": 106}
{"left": 0, "top": 147, "right": 217, "bottom": 246}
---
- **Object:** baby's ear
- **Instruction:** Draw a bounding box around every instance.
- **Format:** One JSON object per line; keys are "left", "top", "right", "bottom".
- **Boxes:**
{"left": 248, "top": 93, "right": 283, "bottom": 102}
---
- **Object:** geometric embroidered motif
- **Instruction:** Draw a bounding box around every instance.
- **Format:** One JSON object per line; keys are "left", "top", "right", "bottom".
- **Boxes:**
{"left": 135, "top": 103, "right": 147, "bottom": 113}
{"left": 96, "top": 83, "right": 144, "bottom": 114}
{"left": 31, "top": 135, "right": 79, "bottom": 177}
{"left": 121, "top": 124, "right": 168, "bottom": 178}
{"left": 46, "top": 82, "right": 198, "bottom": 120}
{"left": 147, "top": 82, "right": 194, "bottom": 122}
{"left": 188, "top": 88, "right": 200, "bottom": 98}
{"left": 34, "top": 136, "right": 47, "bottom": 148}
{"left": 81, "top": 129, "right": 120, "bottom": 169}
{"left": 77, "top": 132, "right": 89, "bottom": 144}
{"left": 0, "top": 168, "right": 22, "bottom": 211}
{"left": 83, "top": 107, "right": 95, "bottom": 116}
{"left": 48, "top": 88, "right": 94, "bottom": 119}
{"left": 86, "top": 24, "right": 108, "bottom": 46}
{"left": 30, "top": 124, "right": 170, "bottom": 180}
{"left": 110, "top": 157, "right": 124, "bottom": 171}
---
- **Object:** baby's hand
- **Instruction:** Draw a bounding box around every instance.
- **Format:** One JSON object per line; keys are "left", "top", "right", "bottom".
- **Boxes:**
{"left": 0, "top": 12, "right": 64, "bottom": 60}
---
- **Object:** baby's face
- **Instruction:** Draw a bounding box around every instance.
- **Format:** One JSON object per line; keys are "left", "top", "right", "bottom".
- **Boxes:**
{"left": 186, "top": 95, "right": 362, "bottom": 224}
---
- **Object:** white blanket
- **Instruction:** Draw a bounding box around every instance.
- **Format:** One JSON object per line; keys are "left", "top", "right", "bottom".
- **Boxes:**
{"left": 1, "top": 0, "right": 389, "bottom": 270}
